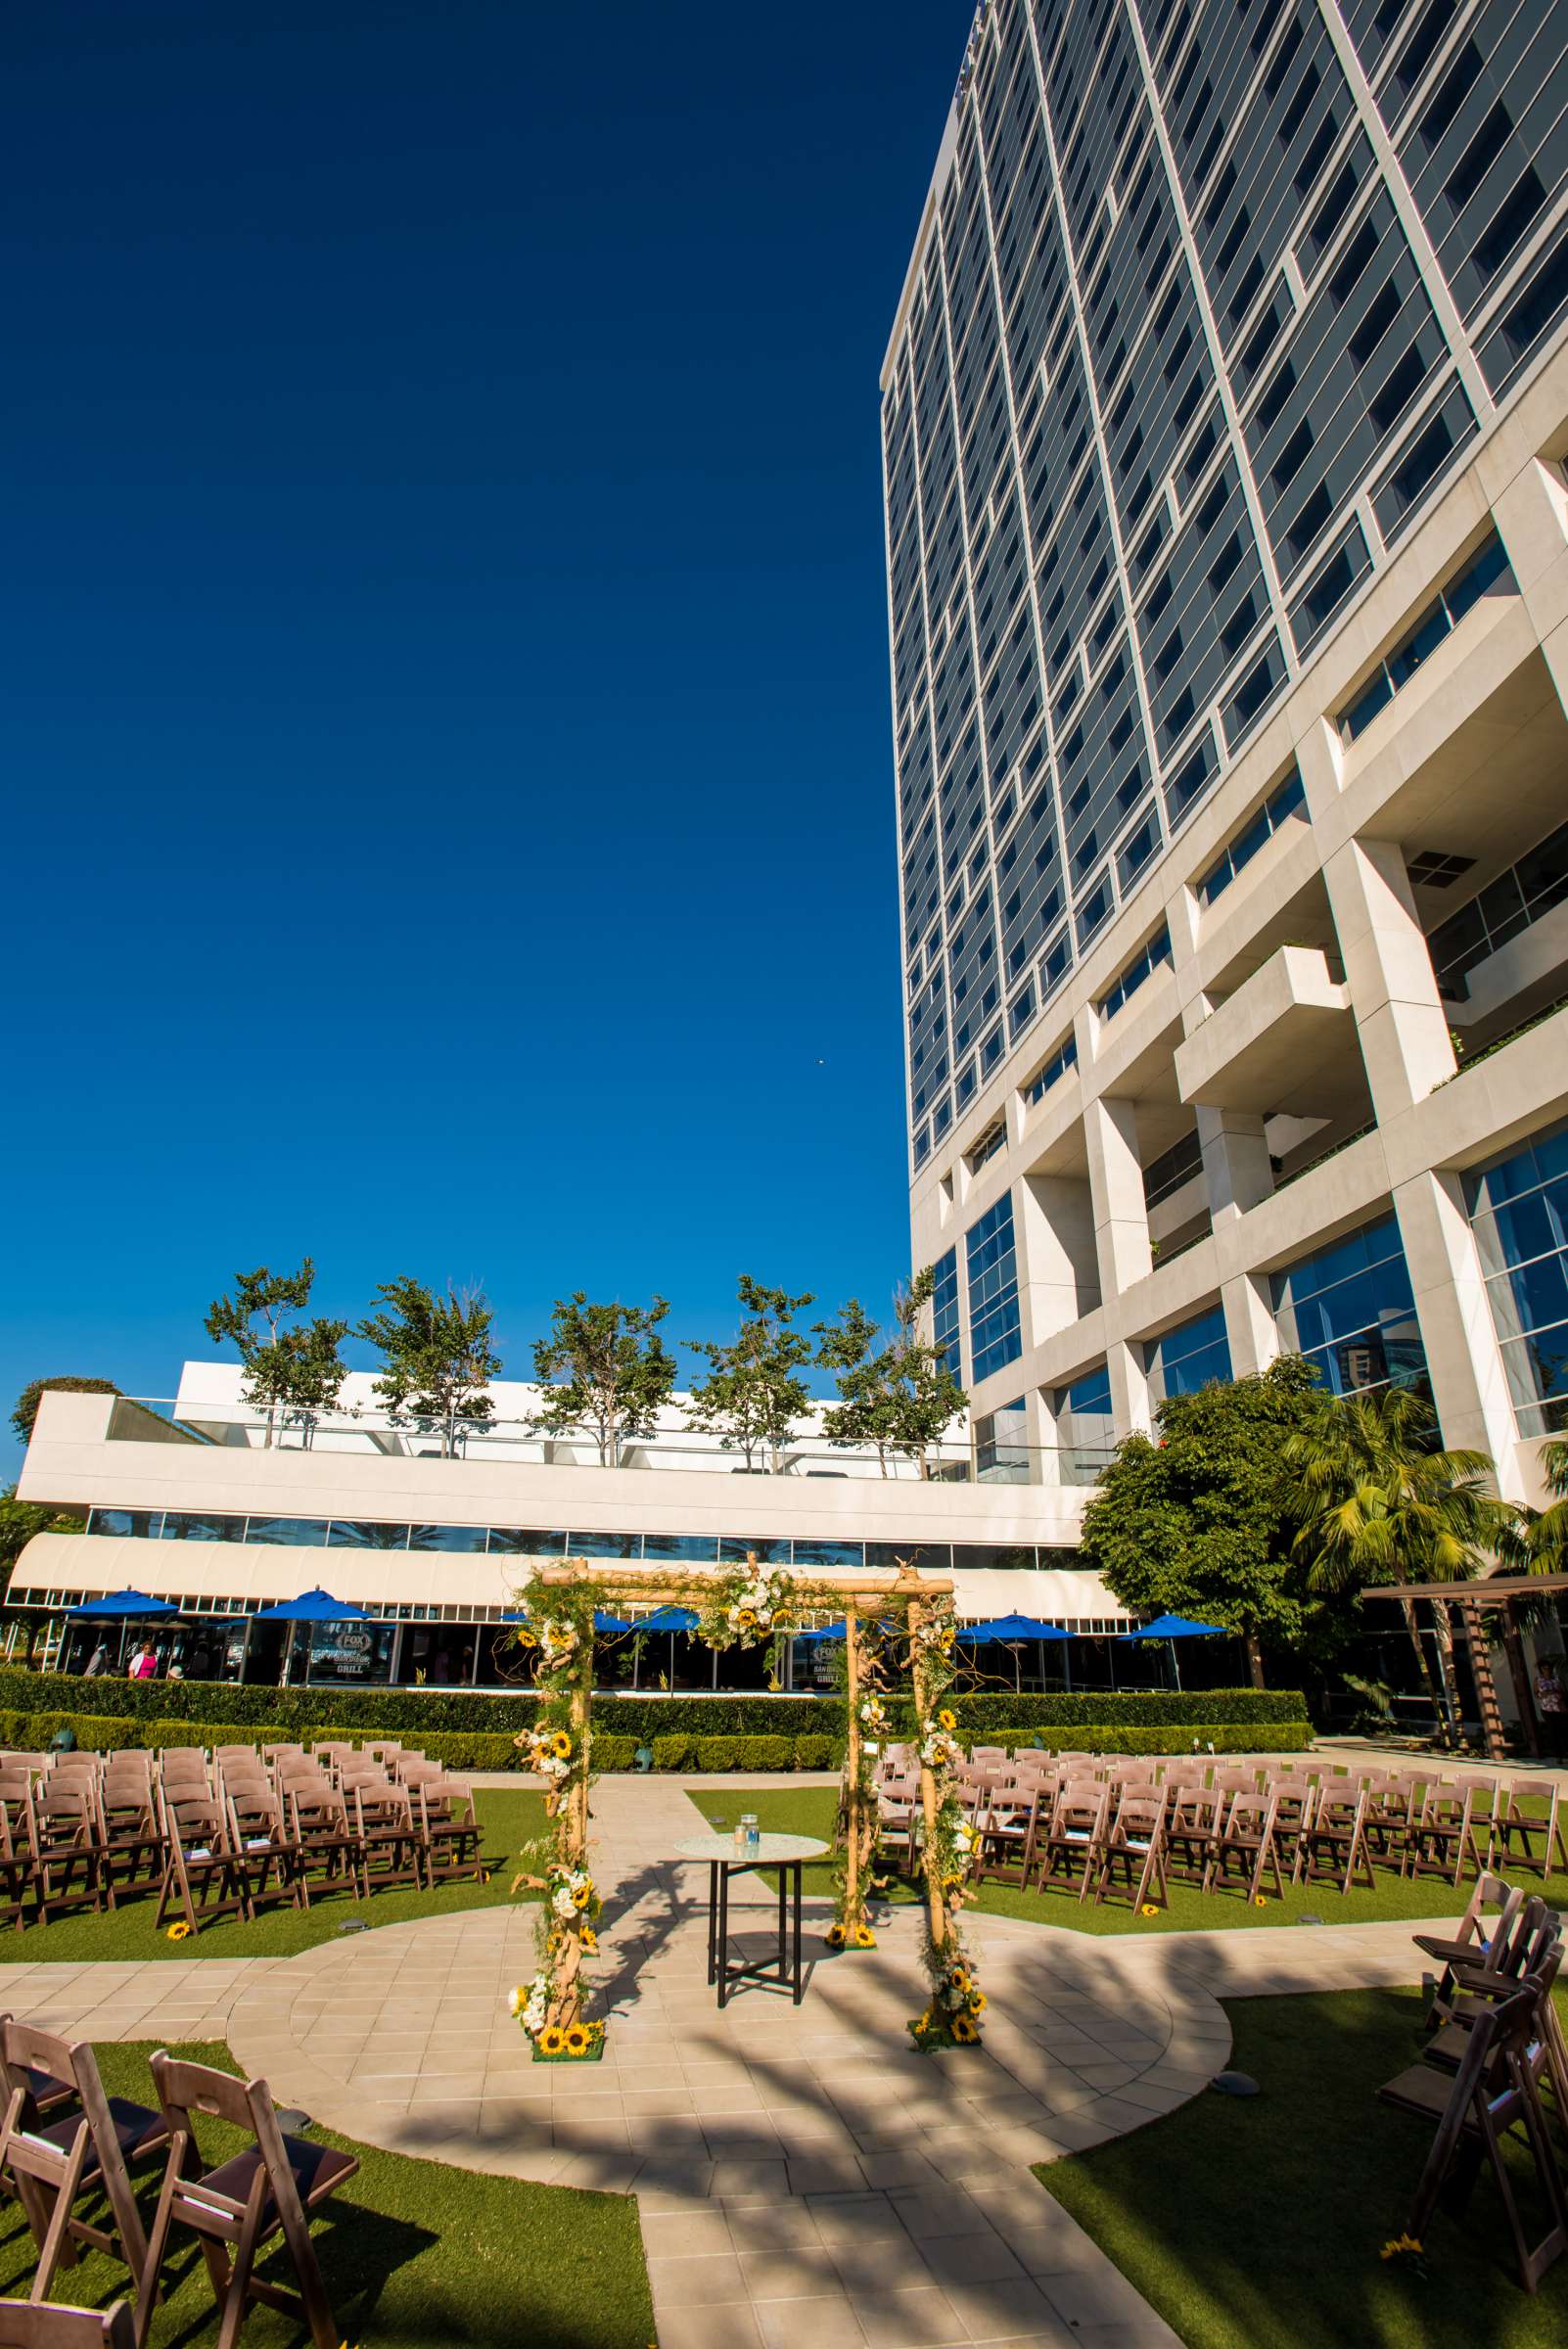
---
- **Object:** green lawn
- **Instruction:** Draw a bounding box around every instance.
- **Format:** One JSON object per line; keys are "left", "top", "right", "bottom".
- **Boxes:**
{"left": 0, "top": 2039, "right": 653, "bottom": 2348}
{"left": 683, "top": 1784, "right": 1568, "bottom": 1935}
{"left": 0, "top": 1790, "right": 551, "bottom": 1963}
{"left": 1037, "top": 1986, "right": 1568, "bottom": 2348}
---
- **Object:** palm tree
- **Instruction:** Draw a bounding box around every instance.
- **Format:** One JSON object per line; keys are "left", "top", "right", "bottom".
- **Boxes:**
{"left": 1280, "top": 1386, "right": 1514, "bottom": 1749}
{"left": 1511, "top": 1436, "right": 1568, "bottom": 1568}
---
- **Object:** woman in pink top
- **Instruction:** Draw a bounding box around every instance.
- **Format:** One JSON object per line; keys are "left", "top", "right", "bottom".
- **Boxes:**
{"left": 128, "top": 1645, "right": 161, "bottom": 1681}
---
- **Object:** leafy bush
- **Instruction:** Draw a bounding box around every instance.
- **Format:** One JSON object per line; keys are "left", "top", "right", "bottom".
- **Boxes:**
{"left": 651, "top": 1734, "right": 692, "bottom": 1771}
{"left": 593, "top": 1734, "right": 637, "bottom": 1773}
{"left": 695, "top": 1736, "right": 737, "bottom": 1773}
{"left": 793, "top": 1734, "right": 836, "bottom": 1771}
{"left": 1002, "top": 1723, "right": 1310, "bottom": 1756}
{"left": 734, "top": 1734, "right": 793, "bottom": 1772}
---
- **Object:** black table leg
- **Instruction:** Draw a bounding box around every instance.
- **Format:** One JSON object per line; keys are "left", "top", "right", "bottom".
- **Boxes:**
{"left": 792, "top": 1861, "right": 803, "bottom": 2003}
{"left": 706, "top": 1861, "right": 718, "bottom": 1986}
{"left": 716, "top": 1861, "right": 730, "bottom": 2008}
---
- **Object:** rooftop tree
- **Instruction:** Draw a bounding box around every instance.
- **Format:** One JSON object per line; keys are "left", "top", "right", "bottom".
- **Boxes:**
{"left": 355, "top": 1276, "right": 501, "bottom": 1457}
{"left": 813, "top": 1267, "right": 966, "bottom": 1479}
{"left": 1078, "top": 1356, "right": 1328, "bottom": 1688}
{"left": 204, "top": 1261, "right": 347, "bottom": 1448}
{"left": 684, "top": 1276, "right": 816, "bottom": 1471}
{"left": 531, "top": 1295, "right": 677, "bottom": 1467}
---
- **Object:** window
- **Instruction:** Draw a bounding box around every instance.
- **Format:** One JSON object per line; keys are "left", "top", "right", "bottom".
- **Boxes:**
{"left": 85, "top": 1508, "right": 163, "bottom": 1540}
{"left": 1339, "top": 536, "right": 1512, "bottom": 741}
{"left": 1055, "top": 1364, "right": 1115, "bottom": 1484}
{"left": 966, "top": 1194, "right": 1023, "bottom": 1384}
{"left": 1465, "top": 1117, "right": 1568, "bottom": 1437}
{"left": 244, "top": 1517, "right": 331, "bottom": 1547}
{"left": 1025, "top": 1033, "right": 1078, "bottom": 1105}
{"left": 641, "top": 1535, "right": 720, "bottom": 1562}
{"left": 408, "top": 1524, "right": 488, "bottom": 1552}
{"left": 975, "top": 1398, "right": 1030, "bottom": 1484}
{"left": 1142, "top": 1128, "right": 1204, "bottom": 1209}
{"left": 1428, "top": 820, "right": 1568, "bottom": 999}
{"left": 1271, "top": 1215, "right": 1430, "bottom": 1403}
{"left": 1145, "top": 1304, "right": 1231, "bottom": 1406}
{"left": 1197, "top": 768, "right": 1307, "bottom": 904}
{"left": 160, "top": 1512, "right": 246, "bottom": 1543}
{"left": 487, "top": 1529, "right": 568, "bottom": 1556}
{"left": 1099, "top": 927, "right": 1173, "bottom": 1019}
{"left": 932, "top": 1247, "right": 961, "bottom": 1381}
{"left": 327, "top": 1520, "right": 411, "bottom": 1550}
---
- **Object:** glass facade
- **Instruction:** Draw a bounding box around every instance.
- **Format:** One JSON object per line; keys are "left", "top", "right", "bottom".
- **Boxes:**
{"left": 975, "top": 1396, "right": 1030, "bottom": 1483}
{"left": 1465, "top": 1116, "right": 1568, "bottom": 1437}
{"left": 932, "top": 1245, "right": 962, "bottom": 1381}
{"left": 1271, "top": 1214, "right": 1429, "bottom": 1402}
{"left": 1145, "top": 1304, "right": 1232, "bottom": 1407}
{"left": 1055, "top": 1363, "right": 1115, "bottom": 1483}
{"left": 890, "top": 4, "right": 1568, "bottom": 1173}
{"left": 966, "top": 1193, "right": 1023, "bottom": 1383}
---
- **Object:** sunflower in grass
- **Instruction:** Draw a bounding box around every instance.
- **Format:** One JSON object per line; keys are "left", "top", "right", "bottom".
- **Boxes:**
{"left": 166, "top": 1921, "right": 192, "bottom": 1942}
{"left": 538, "top": 2026, "right": 567, "bottom": 2056}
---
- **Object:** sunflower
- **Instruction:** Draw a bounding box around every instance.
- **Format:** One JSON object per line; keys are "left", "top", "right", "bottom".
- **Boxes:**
{"left": 1140, "top": 1903, "right": 1160, "bottom": 1916}
{"left": 538, "top": 2026, "right": 567, "bottom": 2056}
{"left": 967, "top": 1989, "right": 987, "bottom": 2013}
{"left": 564, "top": 2024, "right": 590, "bottom": 2056}
{"left": 1254, "top": 1894, "right": 1268, "bottom": 1908}
{"left": 937, "top": 1707, "right": 957, "bottom": 1731}
{"left": 572, "top": 1882, "right": 593, "bottom": 1910}
{"left": 579, "top": 1925, "right": 598, "bottom": 1952}
{"left": 951, "top": 2012, "right": 980, "bottom": 2044}
{"left": 947, "top": 1964, "right": 971, "bottom": 1995}
{"left": 166, "top": 1920, "right": 192, "bottom": 1942}
{"left": 853, "top": 1923, "right": 876, "bottom": 1948}
{"left": 515, "top": 1627, "right": 537, "bottom": 1649}
{"left": 551, "top": 1730, "right": 573, "bottom": 1760}
{"left": 825, "top": 1922, "right": 847, "bottom": 1948}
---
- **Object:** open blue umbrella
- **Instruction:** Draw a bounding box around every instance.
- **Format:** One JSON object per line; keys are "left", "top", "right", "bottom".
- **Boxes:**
{"left": 636, "top": 1606, "right": 700, "bottom": 1633}
{"left": 68, "top": 1589, "right": 177, "bottom": 1619}
{"left": 255, "top": 1588, "right": 370, "bottom": 1622}
{"left": 593, "top": 1612, "right": 634, "bottom": 1635}
{"left": 794, "top": 1620, "right": 847, "bottom": 1643}
{"left": 958, "top": 1613, "right": 1069, "bottom": 1641}
{"left": 1117, "top": 1611, "right": 1225, "bottom": 1692}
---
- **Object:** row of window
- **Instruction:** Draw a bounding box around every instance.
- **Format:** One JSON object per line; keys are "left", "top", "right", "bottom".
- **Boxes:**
{"left": 1427, "top": 819, "right": 1568, "bottom": 1000}
{"left": 1339, "top": 533, "right": 1513, "bottom": 740}
{"left": 78, "top": 1509, "right": 1087, "bottom": 1579}
{"left": 1466, "top": 1113, "right": 1568, "bottom": 1439}
{"left": 1197, "top": 766, "right": 1308, "bottom": 904}
{"left": 1099, "top": 924, "right": 1173, "bottom": 1020}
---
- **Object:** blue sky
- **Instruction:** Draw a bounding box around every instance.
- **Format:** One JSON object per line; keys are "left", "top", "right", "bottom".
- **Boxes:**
{"left": 0, "top": 1, "right": 971, "bottom": 1456}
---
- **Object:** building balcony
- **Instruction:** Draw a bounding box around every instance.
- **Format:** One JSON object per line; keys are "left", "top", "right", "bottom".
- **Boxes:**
{"left": 1175, "top": 944, "right": 1352, "bottom": 1116}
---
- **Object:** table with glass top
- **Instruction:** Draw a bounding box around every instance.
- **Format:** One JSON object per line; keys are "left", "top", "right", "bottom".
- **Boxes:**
{"left": 671, "top": 1833, "right": 828, "bottom": 2006}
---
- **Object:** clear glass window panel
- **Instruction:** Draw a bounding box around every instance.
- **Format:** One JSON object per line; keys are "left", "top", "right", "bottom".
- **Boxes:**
{"left": 304, "top": 1621, "right": 396, "bottom": 1687}
{"left": 244, "top": 1517, "right": 331, "bottom": 1547}
{"left": 640, "top": 1535, "right": 719, "bottom": 1562}
{"left": 791, "top": 1539, "right": 866, "bottom": 1568}
{"left": 1475, "top": 1179, "right": 1568, "bottom": 1280}
{"left": 950, "top": 1543, "right": 1038, "bottom": 1571}
{"left": 864, "top": 1542, "right": 955, "bottom": 1571}
{"left": 1272, "top": 1217, "right": 1390, "bottom": 1312}
{"left": 486, "top": 1529, "right": 568, "bottom": 1556}
{"left": 161, "top": 1512, "right": 246, "bottom": 1543}
{"left": 1499, "top": 1327, "right": 1568, "bottom": 1418}
{"left": 327, "top": 1521, "right": 411, "bottom": 1551}
{"left": 408, "top": 1524, "right": 489, "bottom": 1553}
{"left": 86, "top": 1508, "right": 163, "bottom": 1539}
{"left": 1496, "top": 1254, "right": 1568, "bottom": 1344}
{"left": 718, "top": 1538, "right": 792, "bottom": 1563}
{"left": 568, "top": 1532, "right": 642, "bottom": 1559}
{"left": 1154, "top": 1334, "right": 1233, "bottom": 1401}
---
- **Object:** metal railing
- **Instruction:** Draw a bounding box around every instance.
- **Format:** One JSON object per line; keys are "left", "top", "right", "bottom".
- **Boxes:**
{"left": 100, "top": 1398, "right": 1115, "bottom": 1489}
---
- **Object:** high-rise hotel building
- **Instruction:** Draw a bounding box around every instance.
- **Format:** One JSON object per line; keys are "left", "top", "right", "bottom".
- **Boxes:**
{"left": 884, "top": 0, "right": 1568, "bottom": 1507}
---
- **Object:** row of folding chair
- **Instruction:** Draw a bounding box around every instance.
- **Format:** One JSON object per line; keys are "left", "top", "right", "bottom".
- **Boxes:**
{"left": 0, "top": 2012, "right": 357, "bottom": 2345}
{"left": 1380, "top": 1883, "right": 1567, "bottom": 2291}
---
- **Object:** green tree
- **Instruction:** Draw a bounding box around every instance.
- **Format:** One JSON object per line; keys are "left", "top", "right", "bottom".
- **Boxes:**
{"left": 355, "top": 1277, "right": 501, "bottom": 1457}
{"left": 1281, "top": 1385, "right": 1514, "bottom": 1748}
{"left": 684, "top": 1276, "right": 815, "bottom": 1470}
{"left": 1507, "top": 1435, "right": 1568, "bottom": 1569}
{"left": 1078, "top": 1357, "right": 1326, "bottom": 1687}
{"left": 0, "top": 1485, "right": 83, "bottom": 1660}
{"left": 11, "top": 1376, "right": 119, "bottom": 1448}
{"left": 531, "top": 1295, "right": 677, "bottom": 1467}
{"left": 813, "top": 1267, "right": 966, "bottom": 1479}
{"left": 205, "top": 1260, "right": 348, "bottom": 1448}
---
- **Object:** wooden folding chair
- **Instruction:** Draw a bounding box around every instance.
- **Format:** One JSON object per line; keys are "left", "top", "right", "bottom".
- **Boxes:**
{"left": 1294, "top": 1784, "right": 1375, "bottom": 1896}
{"left": 1038, "top": 1782, "right": 1109, "bottom": 1903}
{"left": 0, "top": 2018, "right": 75, "bottom": 2127}
{"left": 0, "top": 2023, "right": 166, "bottom": 2313}
{"left": 154, "top": 1796, "right": 252, "bottom": 1938}
{"left": 972, "top": 1788, "right": 1044, "bottom": 1890}
{"left": 155, "top": 1751, "right": 210, "bottom": 1799}
{"left": 0, "top": 1813, "right": 30, "bottom": 1936}
{"left": 1404, "top": 1782, "right": 1479, "bottom": 1891}
{"left": 222, "top": 1787, "right": 301, "bottom": 1918}
{"left": 0, "top": 2301, "right": 134, "bottom": 2346}
{"left": 1377, "top": 1974, "right": 1568, "bottom": 2292}
{"left": 284, "top": 1783, "right": 361, "bottom": 1907}
{"left": 26, "top": 1791, "right": 103, "bottom": 1928}
{"left": 138, "top": 2053, "right": 359, "bottom": 2349}
{"left": 96, "top": 1760, "right": 162, "bottom": 1911}
{"left": 349, "top": 1780, "right": 422, "bottom": 1897}
{"left": 414, "top": 1780, "right": 484, "bottom": 1888}
{"left": 1205, "top": 1789, "right": 1285, "bottom": 1905}
{"left": 1093, "top": 1790, "right": 1168, "bottom": 1912}
{"left": 1489, "top": 1780, "right": 1568, "bottom": 1880}
{"left": 1163, "top": 1782, "right": 1222, "bottom": 1894}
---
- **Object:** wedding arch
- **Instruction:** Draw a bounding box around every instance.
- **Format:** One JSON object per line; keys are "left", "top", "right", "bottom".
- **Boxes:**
{"left": 506, "top": 1554, "right": 988, "bottom": 2063}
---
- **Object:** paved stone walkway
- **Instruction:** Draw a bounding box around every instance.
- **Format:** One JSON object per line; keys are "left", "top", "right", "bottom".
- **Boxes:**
{"left": 0, "top": 1774, "right": 1476, "bottom": 2349}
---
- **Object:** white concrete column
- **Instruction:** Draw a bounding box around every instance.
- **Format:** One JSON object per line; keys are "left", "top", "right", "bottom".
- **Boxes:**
{"left": 1014, "top": 1172, "right": 1100, "bottom": 1352}
{"left": 1490, "top": 456, "right": 1568, "bottom": 720}
{"left": 1220, "top": 1269, "right": 1280, "bottom": 1381}
{"left": 1321, "top": 836, "right": 1457, "bottom": 1118}
{"left": 1196, "top": 1104, "right": 1274, "bottom": 1225}
{"left": 1108, "top": 1335, "right": 1151, "bottom": 1441}
{"left": 1391, "top": 1167, "right": 1523, "bottom": 1489}
{"left": 1084, "top": 1095, "right": 1153, "bottom": 1296}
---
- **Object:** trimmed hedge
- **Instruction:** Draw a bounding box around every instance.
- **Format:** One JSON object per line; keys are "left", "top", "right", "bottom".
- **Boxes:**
{"left": 3, "top": 1668, "right": 1309, "bottom": 1741}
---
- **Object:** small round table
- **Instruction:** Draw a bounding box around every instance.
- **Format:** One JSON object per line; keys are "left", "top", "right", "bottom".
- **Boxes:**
{"left": 671, "top": 1833, "right": 828, "bottom": 2007}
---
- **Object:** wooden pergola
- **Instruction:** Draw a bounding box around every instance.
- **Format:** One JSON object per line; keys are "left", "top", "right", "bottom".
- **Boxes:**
{"left": 510, "top": 1556, "right": 984, "bottom": 2062}
{"left": 1364, "top": 1573, "right": 1568, "bottom": 1760}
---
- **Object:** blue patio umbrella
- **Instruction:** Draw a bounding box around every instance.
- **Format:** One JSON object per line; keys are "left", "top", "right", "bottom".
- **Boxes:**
{"left": 636, "top": 1607, "right": 700, "bottom": 1633}
{"left": 1117, "top": 1610, "right": 1226, "bottom": 1692}
{"left": 68, "top": 1589, "right": 177, "bottom": 1618}
{"left": 959, "top": 1612, "right": 1070, "bottom": 1691}
{"left": 593, "top": 1612, "right": 634, "bottom": 1635}
{"left": 255, "top": 1589, "right": 370, "bottom": 1622}
{"left": 793, "top": 1620, "right": 847, "bottom": 1643}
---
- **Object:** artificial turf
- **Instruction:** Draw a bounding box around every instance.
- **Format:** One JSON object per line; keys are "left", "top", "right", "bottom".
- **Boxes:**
{"left": 0, "top": 2038, "right": 655, "bottom": 2349}
{"left": 1035, "top": 1986, "right": 1568, "bottom": 2349}
{"left": 683, "top": 1783, "right": 1568, "bottom": 1935}
{"left": 0, "top": 1789, "right": 552, "bottom": 1963}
